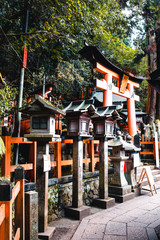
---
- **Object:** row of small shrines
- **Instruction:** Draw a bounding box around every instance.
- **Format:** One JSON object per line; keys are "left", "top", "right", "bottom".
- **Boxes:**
{"left": 18, "top": 94, "right": 143, "bottom": 239}
{"left": 21, "top": 94, "right": 133, "bottom": 140}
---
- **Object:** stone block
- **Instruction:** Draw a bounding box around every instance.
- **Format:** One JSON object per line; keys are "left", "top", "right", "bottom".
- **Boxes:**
{"left": 25, "top": 191, "right": 38, "bottom": 240}
{"left": 109, "top": 192, "right": 135, "bottom": 203}
{"left": 38, "top": 227, "right": 56, "bottom": 240}
{"left": 108, "top": 185, "right": 132, "bottom": 195}
{"left": 65, "top": 205, "right": 90, "bottom": 220}
{"left": 93, "top": 197, "right": 115, "bottom": 209}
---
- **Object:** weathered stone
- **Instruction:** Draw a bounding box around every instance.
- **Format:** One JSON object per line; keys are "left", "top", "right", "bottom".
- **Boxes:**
{"left": 25, "top": 191, "right": 38, "bottom": 240}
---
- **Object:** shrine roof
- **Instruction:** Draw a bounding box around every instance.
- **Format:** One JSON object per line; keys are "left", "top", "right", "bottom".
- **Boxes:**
{"left": 20, "top": 95, "right": 65, "bottom": 115}
{"left": 91, "top": 91, "right": 124, "bottom": 110}
{"left": 63, "top": 99, "right": 95, "bottom": 115}
{"left": 92, "top": 106, "right": 121, "bottom": 120}
{"left": 121, "top": 109, "right": 147, "bottom": 117}
{"left": 108, "top": 132, "right": 141, "bottom": 151}
{"left": 79, "top": 45, "right": 143, "bottom": 84}
{"left": 93, "top": 91, "right": 126, "bottom": 103}
{"left": 149, "top": 68, "right": 160, "bottom": 94}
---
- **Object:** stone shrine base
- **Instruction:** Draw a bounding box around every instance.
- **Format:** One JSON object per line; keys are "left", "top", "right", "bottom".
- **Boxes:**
{"left": 93, "top": 197, "right": 115, "bottom": 209}
{"left": 108, "top": 185, "right": 135, "bottom": 203}
{"left": 38, "top": 226, "right": 56, "bottom": 240}
{"left": 65, "top": 205, "right": 90, "bottom": 220}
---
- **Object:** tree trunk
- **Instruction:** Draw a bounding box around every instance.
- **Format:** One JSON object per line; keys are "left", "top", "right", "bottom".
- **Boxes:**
{"left": 155, "top": 25, "right": 160, "bottom": 120}
{"left": 156, "top": 92, "right": 160, "bottom": 120}
{"left": 146, "top": 33, "right": 157, "bottom": 124}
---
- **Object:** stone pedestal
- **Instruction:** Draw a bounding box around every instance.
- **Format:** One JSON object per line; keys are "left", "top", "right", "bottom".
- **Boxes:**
{"left": 109, "top": 185, "right": 134, "bottom": 203}
{"left": 65, "top": 137, "right": 90, "bottom": 220}
{"left": 109, "top": 156, "right": 134, "bottom": 203}
{"left": 65, "top": 205, "right": 90, "bottom": 220}
{"left": 93, "top": 138, "right": 115, "bottom": 209}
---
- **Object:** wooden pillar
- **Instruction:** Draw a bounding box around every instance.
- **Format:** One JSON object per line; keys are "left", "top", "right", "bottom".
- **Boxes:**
{"left": 99, "top": 138, "right": 108, "bottom": 199}
{"left": 127, "top": 83, "right": 137, "bottom": 137}
{"left": 93, "top": 138, "right": 115, "bottom": 209}
{"left": 72, "top": 137, "right": 83, "bottom": 208}
{"left": 36, "top": 142, "right": 49, "bottom": 233}
{"left": 103, "top": 73, "right": 112, "bottom": 106}
{"left": 0, "top": 181, "right": 12, "bottom": 240}
{"left": 15, "top": 166, "right": 25, "bottom": 240}
{"left": 89, "top": 140, "right": 94, "bottom": 172}
{"left": 54, "top": 141, "right": 61, "bottom": 178}
{"left": 29, "top": 141, "right": 37, "bottom": 182}
{"left": 1, "top": 136, "right": 11, "bottom": 178}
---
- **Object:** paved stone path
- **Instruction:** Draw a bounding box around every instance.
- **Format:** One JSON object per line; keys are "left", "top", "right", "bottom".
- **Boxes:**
{"left": 71, "top": 188, "right": 160, "bottom": 240}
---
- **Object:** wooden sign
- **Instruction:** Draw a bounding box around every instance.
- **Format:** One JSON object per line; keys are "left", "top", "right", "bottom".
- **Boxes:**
{"left": 43, "top": 154, "right": 51, "bottom": 172}
{"left": 138, "top": 166, "right": 157, "bottom": 195}
{"left": 120, "top": 74, "right": 129, "bottom": 93}
{"left": 155, "top": 132, "right": 159, "bottom": 168}
{"left": 133, "top": 153, "right": 140, "bottom": 168}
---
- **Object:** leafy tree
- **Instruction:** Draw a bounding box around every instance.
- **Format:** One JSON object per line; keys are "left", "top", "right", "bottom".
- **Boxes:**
{"left": 0, "top": 0, "right": 150, "bottom": 117}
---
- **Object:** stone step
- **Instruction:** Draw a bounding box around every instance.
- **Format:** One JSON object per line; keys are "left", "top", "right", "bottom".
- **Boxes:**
{"left": 137, "top": 169, "right": 160, "bottom": 177}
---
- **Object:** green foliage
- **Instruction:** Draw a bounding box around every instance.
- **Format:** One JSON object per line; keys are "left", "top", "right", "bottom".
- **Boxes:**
{"left": 0, "top": 137, "right": 5, "bottom": 156}
{"left": 0, "top": 0, "right": 151, "bottom": 108}
{"left": 0, "top": 84, "right": 18, "bottom": 116}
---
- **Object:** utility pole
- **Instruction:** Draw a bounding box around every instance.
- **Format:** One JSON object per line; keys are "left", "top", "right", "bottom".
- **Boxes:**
{"left": 42, "top": 74, "right": 46, "bottom": 98}
{"left": 15, "top": 9, "right": 29, "bottom": 165}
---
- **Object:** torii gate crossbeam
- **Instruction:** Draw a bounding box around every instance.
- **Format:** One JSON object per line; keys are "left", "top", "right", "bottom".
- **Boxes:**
{"left": 95, "top": 62, "right": 139, "bottom": 137}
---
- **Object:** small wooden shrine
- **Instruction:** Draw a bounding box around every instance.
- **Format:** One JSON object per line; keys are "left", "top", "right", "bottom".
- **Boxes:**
{"left": 92, "top": 105, "right": 121, "bottom": 138}
{"left": 21, "top": 94, "right": 65, "bottom": 140}
{"left": 64, "top": 99, "right": 95, "bottom": 137}
{"left": 20, "top": 94, "right": 65, "bottom": 238}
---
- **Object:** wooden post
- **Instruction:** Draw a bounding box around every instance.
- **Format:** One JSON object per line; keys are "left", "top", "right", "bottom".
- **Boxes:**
{"left": 54, "top": 142, "right": 61, "bottom": 178}
{"left": 99, "top": 138, "right": 108, "bottom": 199}
{"left": 89, "top": 140, "right": 94, "bottom": 172}
{"left": 0, "top": 180, "right": 12, "bottom": 240}
{"left": 127, "top": 83, "right": 137, "bottom": 137}
{"left": 72, "top": 137, "right": 83, "bottom": 208}
{"left": 15, "top": 166, "right": 25, "bottom": 240}
{"left": 93, "top": 138, "right": 115, "bottom": 208}
{"left": 29, "top": 141, "right": 37, "bottom": 182}
{"left": 1, "top": 136, "right": 11, "bottom": 178}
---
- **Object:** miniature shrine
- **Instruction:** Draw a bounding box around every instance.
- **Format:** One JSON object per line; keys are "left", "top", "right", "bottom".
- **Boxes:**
{"left": 20, "top": 94, "right": 65, "bottom": 239}
{"left": 91, "top": 106, "right": 121, "bottom": 208}
{"left": 108, "top": 131, "right": 141, "bottom": 202}
{"left": 64, "top": 100, "right": 95, "bottom": 219}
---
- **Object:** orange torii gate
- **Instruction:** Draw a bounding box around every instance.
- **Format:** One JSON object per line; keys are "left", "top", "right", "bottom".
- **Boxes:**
{"left": 79, "top": 45, "right": 143, "bottom": 137}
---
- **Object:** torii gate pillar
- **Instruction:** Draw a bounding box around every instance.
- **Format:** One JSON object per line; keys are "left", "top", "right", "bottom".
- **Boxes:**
{"left": 94, "top": 63, "right": 139, "bottom": 137}
{"left": 127, "top": 83, "right": 137, "bottom": 137}
{"left": 103, "top": 73, "right": 112, "bottom": 107}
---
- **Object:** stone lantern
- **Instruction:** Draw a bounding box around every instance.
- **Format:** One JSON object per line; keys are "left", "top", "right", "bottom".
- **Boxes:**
{"left": 125, "top": 135, "right": 141, "bottom": 191}
{"left": 65, "top": 99, "right": 95, "bottom": 137}
{"left": 63, "top": 99, "right": 95, "bottom": 219}
{"left": 23, "top": 95, "right": 65, "bottom": 140}
{"left": 108, "top": 131, "right": 138, "bottom": 202}
{"left": 91, "top": 106, "right": 120, "bottom": 208}
{"left": 92, "top": 106, "right": 120, "bottom": 138}
{"left": 21, "top": 94, "right": 65, "bottom": 239}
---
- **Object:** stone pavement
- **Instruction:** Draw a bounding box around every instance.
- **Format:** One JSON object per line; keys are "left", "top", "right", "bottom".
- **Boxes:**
{"left": 49, "top": 183, "right": 160, "bottom": 240}
{"left": 71, "top": 186, "right": 160, "bottom": 240}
